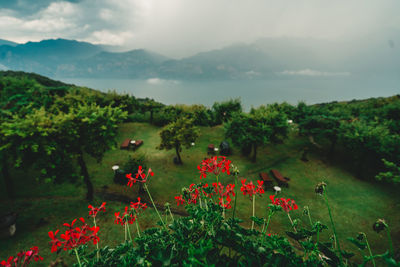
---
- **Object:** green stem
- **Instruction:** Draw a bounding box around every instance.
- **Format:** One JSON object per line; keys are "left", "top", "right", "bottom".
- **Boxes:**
{"left": 127, "top": 222, "right": 133, "bottom": 242}
{"left": 74, "top": 248, "right": 82, "bottom": 267}
{"left": 135, "top": 216, "right": 141, "bottom": 238}
{"left": 314, "top": 227, "right": 320, "bottom": 252}
{"left": 287, "top": 212, "right": 297, "bottom": 233}
{"left": 306, "top": 207, "right": 313, "bottom": 227}
{"left": 385, "top": 224, "right": 393, "bottom": 257}
{"left": 251, "top": 195, "right": 255, "bottom": 230}
{"left": 261, "top": 210, "right": 273, "bottom": 244}
{"left": 363, "top": 234, "right": 376, "bottom": 267}
{"left": 93, "top": 217, "right": 100, "bottom": 260}
{"left": 124, "top": 221, "right": 127, "bottom": 242}
{"left": 232, "top": 175, "right": 238, "bottom": 221}
{"left": 168, "top": 206, "right": 175, "bottom": 222}
{"left": 261, "top": 218, "right": 266, "bottom": 234}
{"left": 143, "top": 183, "right": 167, "bottom": 230}
{"left": 323, "top": 192, "right": 343, "bottom": 265}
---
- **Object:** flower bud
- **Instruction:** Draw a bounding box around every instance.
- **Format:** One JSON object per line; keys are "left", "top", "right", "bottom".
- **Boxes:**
{"left": 230, "top": 164, "right": 240, "bottom": 176}
{"left": 372, "top": 219, "right": 387, "bottom": 233}
{"left": 356, "top": 232, "right": 365, "bottom": 241}
{"left": 303, "top": 206, "right": 309, "bottom": 216}
{"left": 315, "top": 182, "right": 327, "bottom": 195}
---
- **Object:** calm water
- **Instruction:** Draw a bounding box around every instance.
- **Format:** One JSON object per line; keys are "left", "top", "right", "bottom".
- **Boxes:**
{"left": 60, "top": 76, "right": 399, "bottom": 110}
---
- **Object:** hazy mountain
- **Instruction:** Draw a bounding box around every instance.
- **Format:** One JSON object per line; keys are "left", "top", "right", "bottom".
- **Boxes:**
{"left": 59, "top": 49, "right": 170, "bottom": 78}
{"left": 0, "top": 39, "right": 18, "bottom": 46}
{"left": 0, "top": 39, "right": 102, "bottom": 76}
{"left": 0, "top": 35, "right": 398, "bottom": 80}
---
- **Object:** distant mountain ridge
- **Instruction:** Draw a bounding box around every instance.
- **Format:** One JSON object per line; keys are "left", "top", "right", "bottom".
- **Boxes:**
{"left": 0, "top": 36, "right": 398, "bottom": 80}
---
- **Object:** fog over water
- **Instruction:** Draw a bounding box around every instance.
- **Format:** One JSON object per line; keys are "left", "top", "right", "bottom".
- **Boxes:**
{"left": 61, "top": 76, "right": 399, "bottom": 110}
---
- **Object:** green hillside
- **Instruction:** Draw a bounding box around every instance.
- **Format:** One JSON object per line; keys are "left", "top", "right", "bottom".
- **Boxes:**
{"left": 0, "top": 71, "right": 399, "bottom": 266}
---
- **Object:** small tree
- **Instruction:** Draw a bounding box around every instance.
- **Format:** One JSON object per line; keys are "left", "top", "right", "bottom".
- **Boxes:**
{"left": 376, "top": 159, "right": 400, "bottom": 184}
{"left": 57, "top": 104, "right": 127, "bottom": 200}
{"left": 158, "top": 117, "right": 199, "bottom": 164}
{"left": 141, "top": 99, "right": 164, "bottom": 124}
{"left": 226, "top": 106, "right": 289, "bottom": 162}
{"left": 212, "top": 98, "right": 242, "bottom": 124}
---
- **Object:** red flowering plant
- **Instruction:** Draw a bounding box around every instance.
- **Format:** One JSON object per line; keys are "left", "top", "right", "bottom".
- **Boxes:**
{"left": 0, "top": 246, "right": 43, "bottom": 267}
{"left": 125, "top": 166, "right": 167, "bottom": 230}
{"left": 269, "top": 195, "right": 299, "bottom": 232}
{"left": 241, "top": 179, "right": 265, "bottom": 230}
{"left": 196, "top": 157, "right": 238, "bottom": 219}
{"left": 114, "top": 206, "right": 136, "bottom": 242}
{"left": 212, "top": 182, "right": 235, "bottom": 217}
{"left": 130, "top": 197, "right": 147, "bottom": 237}
{"left": 48, "top": 217, "right": 99, "bottom": 267}
{"left": 88, "top": 202, "right": 106, "bottom": 260}
{"left": 197, "top": 156, "right": 231, "bottom": 179}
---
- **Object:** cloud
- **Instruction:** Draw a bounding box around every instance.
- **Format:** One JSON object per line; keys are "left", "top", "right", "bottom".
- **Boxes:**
{"left": 146, "top": 78, "right": 180, "bottom": 85}
{"left": 0, "top": 0, "right": 399, "bottom": 57}
{"left": 278, "top": 69, "right": 351, "bottom": 77}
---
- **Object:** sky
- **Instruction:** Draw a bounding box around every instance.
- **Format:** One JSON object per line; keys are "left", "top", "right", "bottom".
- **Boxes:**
{"left": 0, "top": 0, "right": 399, "bottom": 58}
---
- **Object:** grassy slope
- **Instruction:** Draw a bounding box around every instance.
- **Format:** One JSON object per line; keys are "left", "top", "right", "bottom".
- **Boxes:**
{"left": 1, "top": 122, "right": 399, "bottom": 266}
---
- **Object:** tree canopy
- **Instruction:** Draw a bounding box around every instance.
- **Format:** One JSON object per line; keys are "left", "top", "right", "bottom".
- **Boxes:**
{"left": 158, "top": 117, "right": 199, "bottom": 164}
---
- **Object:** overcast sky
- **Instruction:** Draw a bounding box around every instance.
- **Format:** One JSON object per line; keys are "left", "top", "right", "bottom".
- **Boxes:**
{"left": 0, "top": 0, "right": 399, "bottom": 58}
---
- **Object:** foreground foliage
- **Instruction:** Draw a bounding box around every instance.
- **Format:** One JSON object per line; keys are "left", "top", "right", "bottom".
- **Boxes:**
{"left": 2, "top": 157, "right": 397, "bottom": 267}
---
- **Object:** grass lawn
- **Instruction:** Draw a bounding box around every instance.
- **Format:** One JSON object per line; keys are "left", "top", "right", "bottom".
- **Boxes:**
{"left": 1, "top": 122, "right": 399, "bottom": 266}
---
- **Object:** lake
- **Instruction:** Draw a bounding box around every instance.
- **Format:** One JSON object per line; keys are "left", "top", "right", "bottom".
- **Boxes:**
{"left": 59, "top": 76, "right": 399, "bottom": 110}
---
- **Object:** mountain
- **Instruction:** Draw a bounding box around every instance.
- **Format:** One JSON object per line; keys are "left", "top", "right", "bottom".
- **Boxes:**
{"left": 0, "top": 35, "right": 399, "bottom": 80}
{"left": 0, "top": 39, "right": 18, "bottom": 46}
{"left": 0, "top": 39, "right": 102, "bottom": 76}
{"left": 159, "top": 45, "right": 277, "bottom": 80}
{"left": 62, "top": 49, "right": 170, "bottom": 78}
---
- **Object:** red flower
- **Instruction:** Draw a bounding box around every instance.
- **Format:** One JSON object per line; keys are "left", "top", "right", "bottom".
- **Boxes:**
{"left": 269, "top": 195, "right": 298, "bottom": 213}
{"left": 126, "top": 166, "right": 154, "bottom": 186}
{"left": 1, "top": 247, "right": 43, "bottom": 266}
{"left": 48, "top": 230, "right": 62, "bottom": 253}
{"left": 256, "top": 180, "right": 264, "bottom": 194}
{"left": 114, "top": 212, "right": 123, "bottom": 225}
{"left": 219, "top": 194, "right": 232, "bottom": 209}
{"left": 49, "top": 218, "right": 100, "bottom": 252}
{"left": 130, "top": 197, "right": 147, "bottom": 213}
{"left": 88, "top": 202, "right": 106, "bottom": 218}
{"left": 212, "top": 182, "right": 235, "bottom": 209}
{"left": 241, "top": 179, "right": 265, "bottom": 198}
{"left": 174, "top": 195, "right": 186, "bottom": 206}
{"left": 114, "top": 207, "right": 136, "bottom": 226}
{"left": 197, "top": 156, "right": 231, "bottom": 179}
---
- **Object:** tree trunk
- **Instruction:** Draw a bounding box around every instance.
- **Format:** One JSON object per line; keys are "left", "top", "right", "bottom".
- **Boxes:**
{"left": 1, "top": 162, "right": 14, "bottom": 199}
{"left": 150, "top": 110, "right": 154, "bottom": 124}
{"left": 328, "top": 136, "right": 337, "bottom": 158}
{"left": 175, "top": 145, "right": 182, "bottom": 164}
{"left": 356, "top": 153, "right": 366, "bottom": 179}
{"left": 77, "top": 150, "right": 94, "bottom": 201}
{"left": 252, "top": 144, "right": 257, "bottom": 162}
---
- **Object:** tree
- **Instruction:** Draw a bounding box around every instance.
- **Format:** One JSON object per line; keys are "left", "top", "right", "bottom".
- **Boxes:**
{"left": 298, "top": 113, "right": 341, "bottom": 156}
{"left": 339, "top": 119, "right": 398, "bottom": 178}
{"left": 158, "top": 117, "right": 199, "bottom": 164}
{"left": 212, "top": 98, "right": 242, "bottom": 124}
{"left": 57, "top": 104, "right": 127, "bottom": 200}
{"left": 141, "top": 99, "right": 164, "bottom": 124}
{"left": 0, "top": 108, "right": 70, "bottom": 198}
{"left": 225, "top": 106, "right": 289, "bottom": 162}
{"left": 376, "top": 159, "right": 400, "bottom": 184}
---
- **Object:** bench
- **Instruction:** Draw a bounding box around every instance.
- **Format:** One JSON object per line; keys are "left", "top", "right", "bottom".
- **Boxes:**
{"left": 270, "top": 169, "right": 289, "bottom": 187}
{"left": 0, "top": 213, "right": 17, "bottom": 239}
{"left": 259, "top": 172, "right": 273, "bottom": 189}
{"left": 207, "top": 144, "right": 215, "bottom": 155}
{"left": 134, "top": 140, "right": 143, "bottom": 149}
{"left": 120, "top": 138, "right": 131, "bottom": 149}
